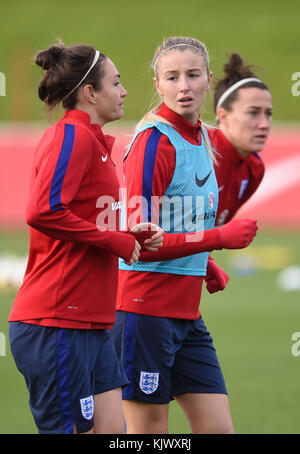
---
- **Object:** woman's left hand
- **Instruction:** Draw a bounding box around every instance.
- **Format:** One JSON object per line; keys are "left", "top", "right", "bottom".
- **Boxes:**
{"left": 205, "top": 255, "right": 229, "bottom": 293}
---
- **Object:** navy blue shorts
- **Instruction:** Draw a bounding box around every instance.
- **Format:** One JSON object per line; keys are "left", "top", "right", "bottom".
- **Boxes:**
{"left": 9, "top": 322, "right": 128, "bottom": 434}
{"left": 112, "top": 312, "right": 227, "bottom": 404}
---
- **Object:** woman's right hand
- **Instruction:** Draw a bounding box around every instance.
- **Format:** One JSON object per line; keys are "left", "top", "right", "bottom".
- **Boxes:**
{"left": 218, "top": 219, "right": 258, "bottom": 249}
{"left": 129, "top": 222, "right": 164, "bottom": 252}
{"left": 125, "top": 240, "right": 141, "bottom": 265}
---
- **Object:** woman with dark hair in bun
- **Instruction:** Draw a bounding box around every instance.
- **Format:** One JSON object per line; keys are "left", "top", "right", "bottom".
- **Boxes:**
{"left": 8, "top": 41, "right": 162, "bottom": 434}
{"left": 208, "top": 53, "right": 273, "bottom": 226}
{"left": 201, "top": 54, "right": 273, "bottom": 307}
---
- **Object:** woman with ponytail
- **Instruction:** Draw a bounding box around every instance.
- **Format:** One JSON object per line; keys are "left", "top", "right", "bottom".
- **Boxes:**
{"left": 112, "top": 37, "right": 259, "bottom": 434}
{"left": 209, "top": 53, "right": 273, "bottom": 226}
{"left": 8, "top": 41, "right": 162, "bottom": 434}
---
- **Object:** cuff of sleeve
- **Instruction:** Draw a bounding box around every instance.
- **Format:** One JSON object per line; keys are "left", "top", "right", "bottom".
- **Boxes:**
{"left": 199, "top": 228, "right": 223, "bottom": 251}
{"left": 108, "top": 231, "right": 136, "bottom": 262}
{"left": 127, "top": 230, "right": 153, "bottom": 251}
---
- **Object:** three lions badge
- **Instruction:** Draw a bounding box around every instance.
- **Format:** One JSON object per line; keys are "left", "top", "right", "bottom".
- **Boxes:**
{"left": 80, "top": 395, "right": 94, "bottom": 420}
{"left": 139, "top": 371, "right": 159, "bottom": 394}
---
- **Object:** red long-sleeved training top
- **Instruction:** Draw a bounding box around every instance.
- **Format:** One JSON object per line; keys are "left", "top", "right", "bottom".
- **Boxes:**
{"left": 9, "top": 110, "right": 136, "bottom": 329}
{"left": 208, "top": 128, "right": 265, "bottom": 226}
{"left": 116, "top": 104, "right": 264, "bottom": 319}
{"left": 117, "top": 104, "right": 219, "bottom": 319}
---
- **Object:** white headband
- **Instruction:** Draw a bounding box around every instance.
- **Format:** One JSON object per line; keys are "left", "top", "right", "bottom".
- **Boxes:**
{"left": 62, "top": 50, "right": 100, "bottom": 102}
{"left": 216, "top": 77, "right": 263, "bottom": 112}
{"left": 153, "top": 44, "right": 209, "bottom": 74}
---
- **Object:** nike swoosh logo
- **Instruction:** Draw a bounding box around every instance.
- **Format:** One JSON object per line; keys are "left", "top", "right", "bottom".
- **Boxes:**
{"left": 102, "top": 154, "right": 108, "bottom": 162}
{"left": 195, "top": 170, "right": 212, "bottom": 187}
{"left": 218, "top": 185, "right": 224, "bottom": 192}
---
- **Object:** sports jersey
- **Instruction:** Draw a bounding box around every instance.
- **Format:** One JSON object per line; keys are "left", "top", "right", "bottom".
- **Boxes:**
{"left": 116, "top": 104, "right": 221, "bottom": 319}
{"left": 208, "top": 128, "right": 265, "bottom": 226}
{"left": 9, "top": 110, "right": 136, "bottom": 329}
{"left": 119, "top": 120, "right": 218, "bottom": 275}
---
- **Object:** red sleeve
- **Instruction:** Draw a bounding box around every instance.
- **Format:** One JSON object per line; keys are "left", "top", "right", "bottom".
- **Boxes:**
{"left": 139, "top": 229, "right": 222, "bottom": 261}
{"left": 26, "top": 122, "right": 135, "bottom": 262}
{"left": 123, "top": 127, "right": 223, "bottom": 261}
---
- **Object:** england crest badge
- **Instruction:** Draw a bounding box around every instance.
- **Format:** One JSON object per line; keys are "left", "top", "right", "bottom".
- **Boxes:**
{"left": 139, "top": 371, "right": 159, "bottom": 394}
{"left": 80, "top": 395, "right": 94, "bottom": 420}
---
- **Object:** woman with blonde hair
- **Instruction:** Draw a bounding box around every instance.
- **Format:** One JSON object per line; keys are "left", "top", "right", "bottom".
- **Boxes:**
{"left": 112, "top": 36, "right": 258, "bottom": 434}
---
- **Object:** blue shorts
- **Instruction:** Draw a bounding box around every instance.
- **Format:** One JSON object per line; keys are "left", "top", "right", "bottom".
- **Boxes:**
{"left": 9, "top": 322, "right": 128, "bottom": 434}
{"left": 112, "top": 312, "right": 227, "bottom": 404}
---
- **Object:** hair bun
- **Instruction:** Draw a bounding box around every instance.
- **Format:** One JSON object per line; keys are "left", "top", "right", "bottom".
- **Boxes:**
{"left": 224, "top": 53, "right": 244, "bottom": 77}
{"left": 35, "top": 43, "right": 65, "bottom": 70}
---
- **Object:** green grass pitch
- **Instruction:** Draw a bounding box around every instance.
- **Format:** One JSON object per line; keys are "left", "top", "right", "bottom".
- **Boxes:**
{"left": 1, "top": 228, "right": 300, "bottom": 434}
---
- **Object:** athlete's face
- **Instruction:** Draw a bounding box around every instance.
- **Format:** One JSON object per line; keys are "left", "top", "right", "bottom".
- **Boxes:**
{"left": 154, "top": 49, "right": 212, "bottom": 125}
{"left": 218, "top": 87, "right": 273, "bottom": 157}
{"left": 94, "top": 58, "right": 127, "bottom": 126}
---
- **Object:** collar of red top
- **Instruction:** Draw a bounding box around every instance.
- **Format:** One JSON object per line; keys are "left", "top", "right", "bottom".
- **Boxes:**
{"left": 214, "top": 128, "right": 247, "bottom": 166}
{"left": 62, "top": 109, "right": 115, "bottom": 155}
{"left": 156, "top": 103, "right": 202, "bottom": 143}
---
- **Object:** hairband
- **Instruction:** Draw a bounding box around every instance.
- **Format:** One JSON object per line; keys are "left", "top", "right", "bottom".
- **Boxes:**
{"left": 216, "top": 77, "right": 263, "bottom": 112}
{"left": 62, "top": 50, "right": 100, "bottom": 102}
{"left": 153, "top": 44, "right": 209, "bottom": 74}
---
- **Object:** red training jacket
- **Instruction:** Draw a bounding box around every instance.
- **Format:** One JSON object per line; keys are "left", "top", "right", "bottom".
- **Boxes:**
{"left": 208, "top": 128, "right": 265, "bottom": 226}
{"left": 116, "top": 104, "right": 265, "bottom": 319}
{"left": 117, "top": 104, "right": 216, "bottom": 319}
{"left": 9, "top": 110, "right": 135, "bottom": 329}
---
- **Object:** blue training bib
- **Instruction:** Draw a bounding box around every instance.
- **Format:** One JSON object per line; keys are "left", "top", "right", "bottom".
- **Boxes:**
{"left": 119, "top": 121, "right": 219, "bottom": 276}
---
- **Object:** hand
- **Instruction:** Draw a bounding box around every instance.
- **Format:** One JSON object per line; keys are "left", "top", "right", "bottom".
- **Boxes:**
{"left": 218, "top": 219, "right": 258, "bottom": 249}
{"left": 130, "top": 222, "right": 164, "bottom": 252}
{"left": 205, "top": 256, "right": 229, "bottom": 293}
{"left": 143, "top": 224, "right": 164, "bottom": 252}
{"left": 125, "top": 240, "right": 141, "bottom": 265}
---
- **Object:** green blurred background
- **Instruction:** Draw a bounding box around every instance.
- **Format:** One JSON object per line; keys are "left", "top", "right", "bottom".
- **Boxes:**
{"left": 0, "top": 0, "right": 300, "bottom": 434}
{"left": 0, "top": 0, "right": 299, "bottom": 124}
